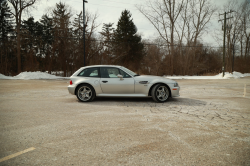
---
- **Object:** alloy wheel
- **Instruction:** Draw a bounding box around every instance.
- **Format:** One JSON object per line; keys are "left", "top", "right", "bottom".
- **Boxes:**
{"left": 77, "top": 86, "right": 92, "bottom": 101}
{"left": 156, "top": 86, "right": 169, "bottom": 101}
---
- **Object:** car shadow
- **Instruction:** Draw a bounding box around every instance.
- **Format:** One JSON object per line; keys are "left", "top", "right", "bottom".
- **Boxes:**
{"left": 91, "top": 97, "right": 207, "bottom": 107}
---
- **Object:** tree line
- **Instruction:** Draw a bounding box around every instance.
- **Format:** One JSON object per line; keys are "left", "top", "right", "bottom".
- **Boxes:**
{"left": 0, "top": 0, "right": 249, "bottom": 77}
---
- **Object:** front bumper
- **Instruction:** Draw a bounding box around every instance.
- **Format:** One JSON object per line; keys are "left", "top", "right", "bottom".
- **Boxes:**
{"left": 171, "top": 86, "right": 180, "bottom": 97}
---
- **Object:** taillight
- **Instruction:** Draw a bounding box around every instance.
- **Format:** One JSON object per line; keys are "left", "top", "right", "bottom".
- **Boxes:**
{"left": 70, "top": 80, "right": 73, "bottom": 85}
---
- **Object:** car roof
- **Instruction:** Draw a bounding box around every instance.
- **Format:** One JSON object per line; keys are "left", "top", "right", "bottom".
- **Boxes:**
{"left": 81, "top": 65, "right": 122, "bottom": 69}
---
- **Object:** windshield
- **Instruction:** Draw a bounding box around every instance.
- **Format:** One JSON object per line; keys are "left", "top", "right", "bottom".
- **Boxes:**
{"left": 120, "top": 67, "right": 137, "bottom": 76}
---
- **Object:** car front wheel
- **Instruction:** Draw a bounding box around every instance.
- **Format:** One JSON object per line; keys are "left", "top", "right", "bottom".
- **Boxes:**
{"left": 151, "top": 84, "right": 170, "bottom": 102}
{"left": 76, "top": 84, "right": 95, "bottom": 102}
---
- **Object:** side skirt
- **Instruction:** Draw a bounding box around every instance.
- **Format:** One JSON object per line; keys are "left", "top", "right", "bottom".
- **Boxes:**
{"left": 96, "top": 94, "right": 148, "bottom": 97}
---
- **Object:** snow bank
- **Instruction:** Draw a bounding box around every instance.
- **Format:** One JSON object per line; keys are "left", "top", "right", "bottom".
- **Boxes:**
{"left": 0, "top": 71, "right": 68, "bottom": 80}
{"left": 230, "top": 71, "right": 250, "bottom": 78}
{"left": 0, "top": 71, "right": 249, "bottom": 80}
{"left": 166, "top": 71, "right": 250, "bottom": 79}
{"left": 0, "top": 74, "right": 13, "bottom": 79}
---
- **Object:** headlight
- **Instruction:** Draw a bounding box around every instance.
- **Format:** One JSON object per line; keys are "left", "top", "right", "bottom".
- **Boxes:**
{"left": 174, "top": 83, "right": 178, "bottom": 87}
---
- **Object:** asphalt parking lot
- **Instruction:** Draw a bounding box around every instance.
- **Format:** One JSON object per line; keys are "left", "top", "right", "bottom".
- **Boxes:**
{"left": 0, "top": 78, "right": 250, "bottom": 166}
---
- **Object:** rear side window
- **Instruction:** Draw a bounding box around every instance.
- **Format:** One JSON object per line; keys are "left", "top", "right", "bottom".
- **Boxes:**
{"left": 78, "top": 67, "right": 100, "bottom": 77}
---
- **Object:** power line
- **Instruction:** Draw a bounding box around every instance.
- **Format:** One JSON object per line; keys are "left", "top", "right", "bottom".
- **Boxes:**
{"left": 70, "top": 0, "right": 137, "bottom": 5}
{"left": 87, "top": 3, "right": 137, "bottom": 9}
{"left": 101, "top": 0, "right": 135, "bottom": 5}
{"left": 3, "top": 35, "right": 229, "bottom": 49}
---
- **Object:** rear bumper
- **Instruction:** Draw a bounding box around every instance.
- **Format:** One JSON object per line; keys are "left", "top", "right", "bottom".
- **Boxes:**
{"left": 68, "top": 85, "right": 76, "bottom": 95}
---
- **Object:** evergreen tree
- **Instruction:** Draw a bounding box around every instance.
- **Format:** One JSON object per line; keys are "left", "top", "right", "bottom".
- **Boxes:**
{"left": 99, "top": 23, "right": 114, "bottom": 64}
{"left": 0, "top": 0, "right": 14, "bottom": 75}
{"left": 40, "top": 14, "right": 54, "bottom": 45}
{"left": 22, "top": 17, "right": 42, "bottom": 47}
{"left": 113, "top": 10, "right": 144, "bottom": 71}
{"left": 0, "top": 0, "right": 13, "bottom": 40}
{"left": 52, "top": 2, "right": 73, "bottom": 76}
{"left": 20, "top": 15, "right": 54, "bottom": 72}
{"left": 100, "top": 23, "right": 114, "bottom": 48}
{"left": 39, "top": 14, "right": 54, "bottom": 72}
{"left": 40, "top": 14, "right": 54, "bottom": 52}
{"left": 21, "top": 17, "right": 43, "bottom": 71}
{"left": 73, "top": 12, "right": 83, "bottom": 40}
{"left": 72, "top": 12, "right": 84, "bottom": 69}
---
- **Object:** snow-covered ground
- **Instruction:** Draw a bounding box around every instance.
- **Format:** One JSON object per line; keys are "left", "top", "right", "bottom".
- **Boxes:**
{"left": 0, "top": 71, "right": 250, "bottom": 80}
{"left": 166, "top": 72, "right": 250, "bottom": 79}
{"left": 0, "top": 72, "right": 68, "bottom": 80}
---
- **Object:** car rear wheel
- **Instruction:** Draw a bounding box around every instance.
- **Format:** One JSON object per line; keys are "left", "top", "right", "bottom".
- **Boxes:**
{"left": 151, "top": 84, "right": 170, "bottom": 102}
{"left": 76, "top": 84, "right": 95, "bottom": 102}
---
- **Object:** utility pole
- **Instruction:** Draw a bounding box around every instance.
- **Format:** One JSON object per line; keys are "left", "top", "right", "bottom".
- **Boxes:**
{"left": 232, "top": 33, "right": 235, "bottom": 73}
{"left": 83, "top": 0, "right": 88, "bottom": 67}
{"left": 218, "top": 10, "right": 234, "bottom": 77}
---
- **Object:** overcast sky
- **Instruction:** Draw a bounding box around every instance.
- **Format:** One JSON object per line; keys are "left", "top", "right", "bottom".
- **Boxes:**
{"left": 22, "top": 0, "right": 248, "bottom": 46}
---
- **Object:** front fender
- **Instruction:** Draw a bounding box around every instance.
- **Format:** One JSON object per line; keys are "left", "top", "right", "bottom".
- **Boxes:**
{"left": 147, "top": 81, "right": 172, "bottom": 97}
{"left": 134, "top": 78, "right": 169, "bottom": 96}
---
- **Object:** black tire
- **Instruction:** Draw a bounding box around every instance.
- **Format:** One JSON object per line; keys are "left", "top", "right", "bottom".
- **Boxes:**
{"left": 76, "top": 84, "right": 95, "bottom": 102}
{"left": 151, "top": 84, "right": 170, "bottom": 103}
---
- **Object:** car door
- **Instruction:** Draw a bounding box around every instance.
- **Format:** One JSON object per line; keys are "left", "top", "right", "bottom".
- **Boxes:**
{"left": 99, "top": 67, "right": 134, "bottom": 94}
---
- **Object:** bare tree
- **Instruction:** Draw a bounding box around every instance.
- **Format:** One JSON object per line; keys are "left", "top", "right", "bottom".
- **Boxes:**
{"left": 136, "top": 0, "right": 184, "bottom": 75}
{"left": 184, "top": 0, "right": 216, "bottom": 45}
{"left": 136, "top": 0, "right": 216, "bottom": 75}
{"left": 8, "top": 0, "right": 40, "bottom": 73}
{"left": 241, "top": 1, "right": 250, "bottom": 59}
{"left": 183, "top": 0, "right": 216, "bottom": 74}
{"left": 84, "top": 11, "right": 102, "bottom": 65}
{"left": 214, "top": 0, "right": 250, "bottom": 72}
{"left": 141, "top": 38, "right": 165, "bottom": 75}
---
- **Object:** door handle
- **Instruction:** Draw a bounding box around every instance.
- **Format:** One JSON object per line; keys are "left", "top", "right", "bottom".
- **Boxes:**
{"left": 102, "top": 81, "right": 108, "bottom": 83}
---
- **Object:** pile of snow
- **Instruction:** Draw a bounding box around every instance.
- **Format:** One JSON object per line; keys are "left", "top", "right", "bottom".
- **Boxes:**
{"left": 0, "top": 71, "right": 249, "bottom": 80}
{"left": 0, "top": 74, "right": 13, "bottom": 79}
{"left": 230, "top": 71, "right": 250, "bottom": 78}
{"left": 166, "top": 71, "right": 250, "bottom": 79}
{"left": 0, "top": 71, "right": 69, "bottom": 80}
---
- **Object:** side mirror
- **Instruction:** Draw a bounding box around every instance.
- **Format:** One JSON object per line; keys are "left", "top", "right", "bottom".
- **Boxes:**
{"left": 117, "top": 74, "right": 124, "bottom": 80}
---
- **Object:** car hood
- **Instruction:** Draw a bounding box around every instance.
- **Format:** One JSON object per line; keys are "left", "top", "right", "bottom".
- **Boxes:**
{"left": 134, "top": 75, "right": 176, "bottom": 83}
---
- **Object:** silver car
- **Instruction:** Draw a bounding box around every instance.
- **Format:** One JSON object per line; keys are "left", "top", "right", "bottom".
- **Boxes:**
{"left": 68, "top": 65, "right": 180, "bottom": 102}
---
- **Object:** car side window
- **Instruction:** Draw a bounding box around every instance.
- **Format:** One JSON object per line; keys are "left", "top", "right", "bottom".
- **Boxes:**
{"left": 100, "top": 67, "right": 120, "bottom": 78}
{"left": 119, "top": 69, "right": 131, "bottom": 78}
{"left": 78, "top": 67, "right": 100, "bottom": 77}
